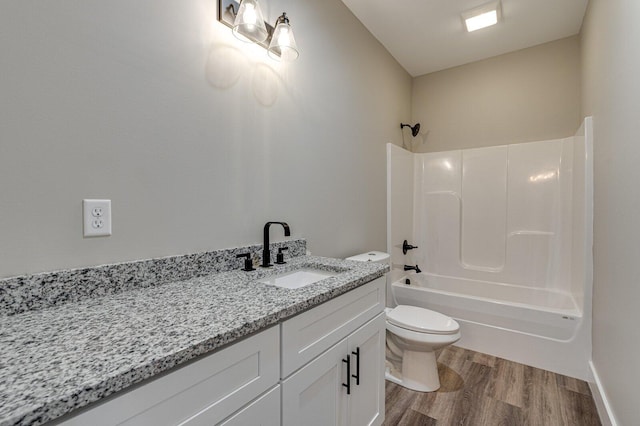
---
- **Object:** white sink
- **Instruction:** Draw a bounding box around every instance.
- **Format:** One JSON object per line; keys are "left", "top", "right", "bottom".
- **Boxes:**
{"left": 258, "top": 268, "right": 337, "bottom": 289}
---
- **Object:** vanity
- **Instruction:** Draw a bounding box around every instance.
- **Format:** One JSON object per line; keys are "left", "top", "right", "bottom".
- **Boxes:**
{"left": 55, "top": 277, "right": 385, "bottom": 426}
{"left": 0, "top": 239, "right": 388, "bottom": 426}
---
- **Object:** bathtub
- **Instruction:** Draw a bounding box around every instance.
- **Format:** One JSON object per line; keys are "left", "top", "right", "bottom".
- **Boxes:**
{"left": 391, "top": 272, "right": 591, "bottom": 380}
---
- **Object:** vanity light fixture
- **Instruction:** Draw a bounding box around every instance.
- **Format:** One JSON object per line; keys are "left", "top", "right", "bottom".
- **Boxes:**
{"left": 268, "top": 13, "right": 299, "bottom": 62}
{"left": 231, "top": 0, "right": 268, "bottom": 43}
{"left": 218, "top": 0, "right": 299, "bottom": 61}
{"left": 462, "top": 1, "right": 501, "bottom": 32}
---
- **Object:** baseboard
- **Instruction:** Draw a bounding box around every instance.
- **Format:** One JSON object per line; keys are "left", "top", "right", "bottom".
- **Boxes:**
{"left": 588, "top": 361, "right": 618, "bottom": 426}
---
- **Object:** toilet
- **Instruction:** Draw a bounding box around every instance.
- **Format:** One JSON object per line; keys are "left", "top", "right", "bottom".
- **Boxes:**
{"left": 346, "top": 251, "right": 461, "bottom": 392}
{"left": 385, "top": 305, "right": 460, "bottom": 391}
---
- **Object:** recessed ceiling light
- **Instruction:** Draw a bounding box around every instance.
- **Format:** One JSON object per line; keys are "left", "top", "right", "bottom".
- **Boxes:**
{"left": 462, "top": 1, "right": 501, "bottom": 32}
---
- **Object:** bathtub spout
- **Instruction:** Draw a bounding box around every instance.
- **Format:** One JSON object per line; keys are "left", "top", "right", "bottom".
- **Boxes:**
{"left": 404, "top": 264, "right": 422, "bottom": 273}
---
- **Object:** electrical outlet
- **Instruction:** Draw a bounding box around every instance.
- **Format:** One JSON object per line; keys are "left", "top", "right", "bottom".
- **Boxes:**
{"left": 92, "top": 207, "right": 104, "bottom": 217}
{"left": 83, "top": 199, "right": 112, "bottom": 237}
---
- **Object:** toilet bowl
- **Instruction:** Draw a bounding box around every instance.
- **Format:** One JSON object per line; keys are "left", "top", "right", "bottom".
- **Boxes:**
{"left": 385, "top": 305, "right": 461, "bottom": 392}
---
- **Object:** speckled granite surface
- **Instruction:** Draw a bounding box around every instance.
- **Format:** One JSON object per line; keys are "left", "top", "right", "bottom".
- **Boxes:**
{"left": 0, "top": 239, "right": 306, "bottom": 316}
{"left": 0, "top": 254, "right": 387, "bottom": 426}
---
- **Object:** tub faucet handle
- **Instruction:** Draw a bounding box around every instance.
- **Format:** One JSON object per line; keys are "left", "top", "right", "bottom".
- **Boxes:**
{"left": 402, "top": 240, "right": 418, "bottom": 255}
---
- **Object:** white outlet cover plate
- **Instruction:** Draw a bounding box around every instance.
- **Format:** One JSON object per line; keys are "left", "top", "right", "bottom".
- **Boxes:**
{"left": 83, "top": 199, "right": 112, "bottom": 237}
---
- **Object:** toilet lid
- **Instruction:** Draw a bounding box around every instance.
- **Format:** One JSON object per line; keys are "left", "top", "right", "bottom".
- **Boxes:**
{"left": 387, "top": 305, "right": 460, "bottom": 335}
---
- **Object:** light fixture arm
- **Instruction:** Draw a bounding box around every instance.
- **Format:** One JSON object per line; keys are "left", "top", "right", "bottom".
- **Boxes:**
{"left": 225, "top": 2, "right": 236, "bottom": 16}
{"left": 276, "top": 12, "right": 289, "bottom": 25}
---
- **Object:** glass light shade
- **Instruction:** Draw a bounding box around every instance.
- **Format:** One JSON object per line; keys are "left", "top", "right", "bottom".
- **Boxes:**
{"left": 268, "top": 19, "right": 299, "bottom": 62}
{"left": 232, "top": 0, "right": 268, "bottom": 43}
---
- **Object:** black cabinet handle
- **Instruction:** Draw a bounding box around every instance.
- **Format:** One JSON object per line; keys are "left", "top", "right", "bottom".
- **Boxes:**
{"left": 342, "top": 355, "right": 351, "bottom": 395}
{"left": 351, "top": 347, "right": 360, "bottom": 386}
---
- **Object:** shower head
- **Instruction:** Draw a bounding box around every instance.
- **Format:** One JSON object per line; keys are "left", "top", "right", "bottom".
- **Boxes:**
{"left": 401, "top": 123, "right": 421, "bottom": 137}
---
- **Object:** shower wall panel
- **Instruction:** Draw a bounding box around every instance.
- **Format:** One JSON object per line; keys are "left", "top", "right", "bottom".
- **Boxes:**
{"left": 415, "top": 138, "right": 574, "bottom": 292}
{"left": 461, "top": 146, "right": 508, "bottom": 271}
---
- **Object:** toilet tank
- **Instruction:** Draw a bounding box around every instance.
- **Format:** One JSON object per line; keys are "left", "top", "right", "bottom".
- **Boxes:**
{"left": 345, "top": 251, "right": 390, "bottom": 264}
{"left": 345, "top": 251, "right": 391, "bottom": 307}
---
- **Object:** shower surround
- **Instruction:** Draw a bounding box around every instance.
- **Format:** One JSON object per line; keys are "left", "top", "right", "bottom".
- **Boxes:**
{"left": 387, "top": 118, "right": 593, "bottom": 380}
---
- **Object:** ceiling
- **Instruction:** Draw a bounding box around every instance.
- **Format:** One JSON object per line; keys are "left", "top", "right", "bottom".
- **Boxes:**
{"left": 340, "top": 0, "right": 589, "bottom": 77}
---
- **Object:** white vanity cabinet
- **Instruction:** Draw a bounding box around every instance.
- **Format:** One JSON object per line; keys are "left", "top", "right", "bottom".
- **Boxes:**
{"left": 281, "top": 277, "right": 386, "bottom": 426}
{"left": 53, "top": 276, "right": 386, "bottom": 426}
{"left": 56, "top": 326, "right": 280, "bottom": 426}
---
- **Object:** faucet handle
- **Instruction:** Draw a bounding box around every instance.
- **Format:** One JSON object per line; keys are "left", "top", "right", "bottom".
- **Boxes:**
{"left": 236, "top": 253, "right": 255, "bottom": 271}
{"left": 276, "top": 247, "right": 289, "bottom": 265}
{"left": 402, "top": 240, "right": 419, "bottom": 255}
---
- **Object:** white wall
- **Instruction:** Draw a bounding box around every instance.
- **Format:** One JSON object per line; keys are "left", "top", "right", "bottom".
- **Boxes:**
{"left": 0, "top": 0, "right": 412, "bottom": 278}
{"left": 581, "top": 0, "right": 640, "bottom": 424}
{"left": 411, "top": 36, "right": 582, "bottom": 153}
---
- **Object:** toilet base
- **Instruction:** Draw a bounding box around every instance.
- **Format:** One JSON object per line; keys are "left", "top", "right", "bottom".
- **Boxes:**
{"left": 385, "top": 350, "right": 440, "bottom": 392}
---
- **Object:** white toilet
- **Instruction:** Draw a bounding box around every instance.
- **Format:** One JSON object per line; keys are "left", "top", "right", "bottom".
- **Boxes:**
{"left": 346, "top": 251, "right": 461, "bottom": 392}
{"left": 385, "top": 305, "right": 460, "bottom": 392}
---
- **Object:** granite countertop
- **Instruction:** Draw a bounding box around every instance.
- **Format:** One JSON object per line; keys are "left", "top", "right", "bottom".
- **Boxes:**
{"left": 0, "top": 255, "right": 387, "bottom": 426}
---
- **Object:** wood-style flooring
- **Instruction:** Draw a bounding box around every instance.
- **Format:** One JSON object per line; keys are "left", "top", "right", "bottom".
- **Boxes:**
{"left": 383, "top": 345, "right": 601, "bottom": 426}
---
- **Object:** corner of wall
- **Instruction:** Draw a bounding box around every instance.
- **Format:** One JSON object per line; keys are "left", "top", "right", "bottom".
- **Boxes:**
{"left": 589, "top": 361, "right": 619, "bottom": 426}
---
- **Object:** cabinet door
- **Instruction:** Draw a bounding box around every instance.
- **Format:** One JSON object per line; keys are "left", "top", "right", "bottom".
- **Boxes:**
{"left": 347, "top": 313, "right": 386, "bottom": 426}
{"left": 282, "top": 339, "right": 349, "bottom": 426}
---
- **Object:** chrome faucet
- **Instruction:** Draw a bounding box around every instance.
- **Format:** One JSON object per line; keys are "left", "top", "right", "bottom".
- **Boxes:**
{"left": 404, "top": 264, "right": 422, "bottom": 273}
{"left": 261, "top": 222, "right": 291, "bottom": 267}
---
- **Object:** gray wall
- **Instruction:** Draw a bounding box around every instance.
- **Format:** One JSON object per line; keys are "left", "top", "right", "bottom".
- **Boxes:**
{"left": 411, "top": 36, "right": 582, "bottom": 153}
{"left": 581, "top": 0, "right": 640, "bottom": 423}
{"left": 0, "top": 0, "right": 412, "bottom": 278}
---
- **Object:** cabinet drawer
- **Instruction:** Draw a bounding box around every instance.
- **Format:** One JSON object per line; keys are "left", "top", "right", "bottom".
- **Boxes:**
{"left": 281, "top": 277, "right": 385, "bottom": 378}
{"left": 218, "top": 385, "right": 280, "bottom": 426}
{"left": 57, "top": 326, "right": 279, "bottom": 426}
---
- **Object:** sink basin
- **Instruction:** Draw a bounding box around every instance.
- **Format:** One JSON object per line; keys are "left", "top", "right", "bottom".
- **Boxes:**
{"left": 258, "top": 268, "right": 337, "bottom": 289}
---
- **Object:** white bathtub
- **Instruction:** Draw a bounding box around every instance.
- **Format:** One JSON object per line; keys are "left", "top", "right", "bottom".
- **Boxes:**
{"left": 391, "top": 273, "right": 591, "bottom": 380}
{"left": 386, "top": 121, "right": 594, "bottom": 380}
